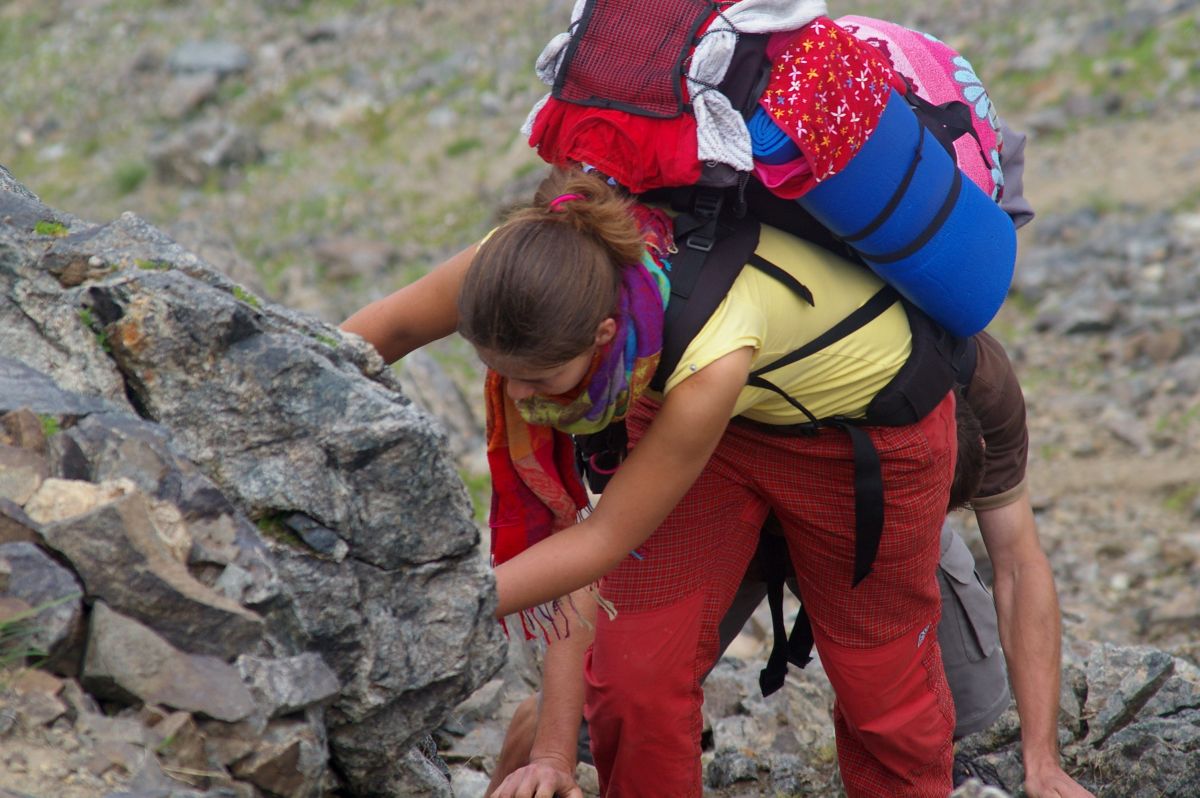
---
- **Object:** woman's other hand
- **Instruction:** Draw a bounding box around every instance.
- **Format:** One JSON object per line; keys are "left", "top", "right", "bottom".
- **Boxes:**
{"left": 489, "top": 758, "right": 584, "bottom": 798}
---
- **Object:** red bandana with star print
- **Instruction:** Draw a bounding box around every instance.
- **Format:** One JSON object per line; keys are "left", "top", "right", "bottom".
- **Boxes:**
{"left": 756, "top": 16, "right": 906, "bottom": 199}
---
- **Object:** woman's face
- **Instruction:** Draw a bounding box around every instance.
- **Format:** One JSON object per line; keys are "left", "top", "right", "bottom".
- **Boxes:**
{"left": 479, "top": 347, "right": 598, "bottom": 401}
{"left": 476, "top": 317, "right": 617, "bottom": 402}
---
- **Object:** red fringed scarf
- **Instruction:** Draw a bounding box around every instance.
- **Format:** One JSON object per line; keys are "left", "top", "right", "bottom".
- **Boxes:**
{"left": 485, "top": 371, "right": 591, "bottom": 640}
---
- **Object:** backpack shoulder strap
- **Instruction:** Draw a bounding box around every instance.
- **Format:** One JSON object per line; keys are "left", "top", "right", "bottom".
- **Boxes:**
{"left": 651, "top": 190, "right": 761, "bottom": 392}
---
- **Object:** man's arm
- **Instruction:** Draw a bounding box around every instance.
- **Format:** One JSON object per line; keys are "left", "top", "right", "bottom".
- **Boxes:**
{"left": 976, "top": 495, "right": 1094, "bottom": 798}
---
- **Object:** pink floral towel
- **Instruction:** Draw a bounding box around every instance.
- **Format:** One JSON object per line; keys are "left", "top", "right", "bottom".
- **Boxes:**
{"left": 836, "top": 15, "right": 1005, "bottom": 200}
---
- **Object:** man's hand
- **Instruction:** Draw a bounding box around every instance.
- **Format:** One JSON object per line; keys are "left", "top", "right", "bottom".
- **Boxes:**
{"left": 489, "top": 758, "right": 583, "bottom": 798}
{"left": 1024, "top": 762, "right": 1096, "bottom": 798}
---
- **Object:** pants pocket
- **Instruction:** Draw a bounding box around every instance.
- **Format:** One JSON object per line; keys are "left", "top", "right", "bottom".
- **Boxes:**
{"left": 937, "top": 528, "right": 1000, "bottom": 663}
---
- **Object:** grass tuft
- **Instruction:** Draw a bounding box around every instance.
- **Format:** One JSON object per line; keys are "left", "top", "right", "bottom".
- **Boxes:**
{"left": 232, "top": 285, "right": 262, "bottom": 309}
{"left": 34, "top": 220, "right": 69, "bottom": 237}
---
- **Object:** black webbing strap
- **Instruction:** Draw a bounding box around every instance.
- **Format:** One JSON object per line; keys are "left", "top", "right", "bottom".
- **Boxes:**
{"left": 840, "top": 93, "right": 968, "bottom": 266}
{"left": 758, "top": 529, "right": 816, "bottom": 697}
{"left": 905, "top": 88, "right": 990, "bottom": 170}
{"left": 749, "top": 286, "right": 899, "bottom": 382}
{"left": 956, "top": 334, "right": 979, "bottom": 394}
{"left": 830, "top": 420, "right": 886, "bottom": 586}
{"left": 743, "top": 285, "right": 900, "bottom": 594}
{"left": 841, "top": 108, "right": 925, "bottom": 246}
{"left": 758, "top": 530, "right": 791, "bottom": 697}
{"left": 741, "top": 414, "right": 886, "bottom": 589}
{"left": 867, "top": 166, "right": 963, "bottom": 265}
{"left": 747, "top": 253, "right": 814, "bottom": 307}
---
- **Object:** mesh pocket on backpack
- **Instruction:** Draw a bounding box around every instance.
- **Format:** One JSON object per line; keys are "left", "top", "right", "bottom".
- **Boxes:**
{"left": 553, "top": 0, "right": 717, "bottom": 118}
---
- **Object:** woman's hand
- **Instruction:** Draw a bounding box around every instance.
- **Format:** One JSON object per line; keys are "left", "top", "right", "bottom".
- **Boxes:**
{"left": 1024, "top": 763, "right": 1096, "bottom": 798}
{"left": 489, "top": 758, "right": 583, "bottom": 798}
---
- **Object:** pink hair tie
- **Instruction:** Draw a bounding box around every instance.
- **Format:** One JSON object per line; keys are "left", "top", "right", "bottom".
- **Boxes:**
{"left": 548, "top": 193, "right": 585, "bottom": 212}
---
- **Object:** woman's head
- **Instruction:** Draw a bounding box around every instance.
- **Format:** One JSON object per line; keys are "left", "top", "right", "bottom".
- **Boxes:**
{"left": 458, "top": 169, "right": 646, "bottom": 386}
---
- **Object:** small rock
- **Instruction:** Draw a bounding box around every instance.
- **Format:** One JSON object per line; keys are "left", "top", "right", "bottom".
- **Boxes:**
{"left": 236, "top": 653, "right": 341, "bottom": 718}
{"left": 160, "top": 72, "right": 220, "bottom": 120}
{"left": 706, "top": 747, "right": 759, "bottom": 788}
{"left": 82, "top": 602, "right": 256, "bottom": 723}
{"left": 167, "top": 41, "right": 251, "bottom": 76}
{"left": 451, "top": 678, "right": 506, "bottom": 727}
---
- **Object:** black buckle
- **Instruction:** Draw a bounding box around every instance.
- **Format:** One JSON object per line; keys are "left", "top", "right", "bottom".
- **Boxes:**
{"left": 687, "top": 229, "right": 716, "bottom": 252}
{"left": 687, "top": 188, "right": 723, "bottom": 252}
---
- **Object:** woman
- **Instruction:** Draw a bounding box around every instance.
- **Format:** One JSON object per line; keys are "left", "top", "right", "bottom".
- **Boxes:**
{"left": 342, "top": 167, "right": 957, "bottom": 796}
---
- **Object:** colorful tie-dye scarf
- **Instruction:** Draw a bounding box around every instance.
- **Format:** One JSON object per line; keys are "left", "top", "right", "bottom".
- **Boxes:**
{"left": 486, "top": 204, "right": 673, "bottom": 641}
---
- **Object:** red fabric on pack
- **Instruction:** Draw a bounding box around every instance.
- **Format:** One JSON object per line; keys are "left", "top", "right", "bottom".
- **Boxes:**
{"left": 529, "top": 98, "right": 703, "bottom": 194}
{"left": 755, "top": 17, "right": 904, "bottom": 199}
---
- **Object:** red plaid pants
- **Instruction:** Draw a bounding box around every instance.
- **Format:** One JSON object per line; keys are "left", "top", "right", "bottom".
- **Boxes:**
{"left": 584, "top": 393, "right": 956, "bottom": 797}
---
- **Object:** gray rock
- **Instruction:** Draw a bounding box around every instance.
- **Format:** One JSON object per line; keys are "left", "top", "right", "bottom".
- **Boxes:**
{"left": 762, "top": 753, "right": 838, "bottom": 797}
{"left": 50, "top": 412, "right": 282, "bottom": 608}
{"left": 236, "top": 653, "right": 340, "bottom": 718}
{"left": 0, "top": 498, "right": 39, "bottom": 545}
{"left": 82, "top": 267, "right": 480, "bottom": 571}
{"left": 165, "top": 220, "right": 264, "bottom": 294}
{"left": 0, "top": 444, "right": 48, "bottom": 505}
{"left": 950, "top": 779, "right": 1011, "bottom": 798}
{"left": 395, "top": 348, "right": 486, "bottom": 467}
{"left": 1, "top": 408, "right": 49, "bottom": 452}
{"left": 0, "top": 233, "right": 133, "bottom": 407}
{"left": 0, "top": 358, "right": 121, "bottom": 421}
{"left": 1078, "top": 644, "right": 1188, "bottom": 742}
{"left": 706, "top": 747, "right": 759, "bottom": 788}
{"left": 0, "top": 166, "right": 505, "bottom": 794}
{"left": 149, "top": 119, "right": 262, "bottom": 186}
{"left": 0, "top": 163, "right": 39, "bottom": 200}
{"left": 282, "top": 513, "right": 348, "bottom": 561}
{"left": 0, "top": 542, "right": 84, "bottom": 666}
{"left": 448, "top": 766, "right": 492, "bottom": 798}
{"left": 167, "top": 41, "right": 251, "bottom": 76}
{"left": 230, "top": 716, "right": 328, "bottom": 798}
{"left": 449, "top": 678, "right": 506, "bottom": 728}
{"left": 1079, "top": 711, "right": 1200, "bottom": 798}
{"left": 378, "top": 736, "right": 453, "bottom": 798}
{"left": 1085, "top": 647, "right": 1175, "bottom": 745}
{"left": 160, "top": 72, "right": 220, "bottom": 120}
{"left": 40, "top": 489, "right": 264, "bottom": 660}
{"left": 83, "top": 602, "right": 256, "bottom": 723}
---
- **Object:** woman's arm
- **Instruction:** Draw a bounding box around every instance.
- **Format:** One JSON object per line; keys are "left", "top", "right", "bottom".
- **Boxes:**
{"left": 493, "top": 346, "right": 754, "bottom": 617}
{"left": 489, "top": 590, "right": 597, "bottom": 798}
{"left": 340, "top": 244, "right": 477, "bottom": 363}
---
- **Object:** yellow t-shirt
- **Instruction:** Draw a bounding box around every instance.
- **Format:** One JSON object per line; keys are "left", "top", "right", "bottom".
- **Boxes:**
{"left": 661, "top": 224, "right": 912, "bottom": 424}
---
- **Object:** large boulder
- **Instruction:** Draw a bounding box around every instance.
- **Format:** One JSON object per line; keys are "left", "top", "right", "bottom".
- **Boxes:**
{"left": 0, "top": 167, "right": 506, "bottom": 794}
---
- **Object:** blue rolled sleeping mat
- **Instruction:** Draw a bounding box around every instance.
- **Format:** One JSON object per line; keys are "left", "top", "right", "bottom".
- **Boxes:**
{"left": 749, "top": 89, "right": 1016, "bottom": 338}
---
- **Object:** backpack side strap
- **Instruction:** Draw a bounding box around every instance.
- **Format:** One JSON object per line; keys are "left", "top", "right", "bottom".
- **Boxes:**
{"left": 750, "top": 285, "right": 900, "bottom": 382}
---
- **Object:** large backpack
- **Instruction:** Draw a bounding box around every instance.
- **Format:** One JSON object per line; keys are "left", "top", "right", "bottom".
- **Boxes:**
{"left": 541, "top": 4, "right": 1018, "bottom": 693}
{"left": 525, "top": 0, "right": 1017, "bottom": 339}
